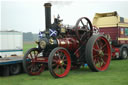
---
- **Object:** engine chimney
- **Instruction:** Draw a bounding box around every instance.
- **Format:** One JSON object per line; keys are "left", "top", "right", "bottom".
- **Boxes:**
{"left": 44, "top": 3, "right": 52, "bottom": 32}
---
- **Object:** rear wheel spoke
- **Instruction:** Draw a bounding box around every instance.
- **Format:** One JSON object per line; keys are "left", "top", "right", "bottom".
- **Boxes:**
{"left": 60, "top": 65, "right": 64, "bottom": 73}
{"left": 93, "top": 48, "right": 99, "bottom": 52}
{"left": 62, "top": 55, "right": 65, "bottom": 61}
{"left": 99, "top": 61, "right": 102, "bottom": 67}
{"left": 93, "top": 58, "right": 97, "bottom": 64}
{"left": 101, "top": 58, "right": 106, "bottom": 64}
{"left": 95, "top": 41, "right": 100, "bottom": 49}
{"left": 63, "top": 63, "right": 67, "bottom": 66}
{"left": 63, "top": 59, "right": 67, "bottom": 62}
{"left": 96, "top": 59, "right": 100, "bottom": 67}
{"left": 101, "top": 44, "right": 107, "bottom": 50}
{"left": 53, "top": 59, "right": 57, "bottom": 63}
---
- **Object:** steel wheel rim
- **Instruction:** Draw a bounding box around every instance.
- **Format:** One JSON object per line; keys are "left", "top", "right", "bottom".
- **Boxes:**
{"left": 26, "top": 49, "right": 45, "bottom": 75}
{"left": 52, "top": 49, "right": 71, "bottom": 77}
{"left": 92, "top": 36, "right": 111, "bottom": 71}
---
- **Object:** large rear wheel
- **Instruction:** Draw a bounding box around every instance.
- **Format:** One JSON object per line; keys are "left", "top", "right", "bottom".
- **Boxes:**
{"left": 23, "top": 48, "right": 45, "bottom": 75}
{"left": 85, "top": 35, "right": 111, "bottom": 72}
{"left": 48, "top": 47, "right": 71, "bottom": 78}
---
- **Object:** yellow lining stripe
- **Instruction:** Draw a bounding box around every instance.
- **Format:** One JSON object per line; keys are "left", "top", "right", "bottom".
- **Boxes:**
{"left": 118, "top": 38, "right": 128, "bottom": 40}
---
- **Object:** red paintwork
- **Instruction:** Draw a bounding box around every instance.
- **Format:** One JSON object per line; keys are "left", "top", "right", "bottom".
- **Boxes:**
{"left": 93, "top": 36, "right": 111, "bottom": 71}
{"left": 99, "top": 27, "right": 128, "bottom": 45}
{"left": 57, "top": 37, "right": 79, "bottom": 51}
{"left": 99, "top": 27, "right": 118, "bottom": 41}
{"left": 36, "top": 57, "right": 48, "bottom": 63}
{"left": 111, "top": 46, "right": 120, "bottom": 59}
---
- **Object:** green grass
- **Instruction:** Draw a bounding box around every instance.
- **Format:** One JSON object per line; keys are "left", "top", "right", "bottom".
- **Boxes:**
{"left": 0, "top": 43, "right": 128, "bottom": 85}
{"left": 23, "top": 42, "right": 36, "bottom": 54}
{"left": 0, "top": 60, "right": 128, "bottom": 85}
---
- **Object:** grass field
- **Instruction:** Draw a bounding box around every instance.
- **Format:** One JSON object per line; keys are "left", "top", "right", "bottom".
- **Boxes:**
{"left": 23, "top": 42, "right": 37, "bottom": 54}
{"left": 0, "top": 42, "right": 128, "bottom": 85}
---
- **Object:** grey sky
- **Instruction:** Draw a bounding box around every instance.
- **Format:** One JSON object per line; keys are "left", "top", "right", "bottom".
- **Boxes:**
{"left": 1, "top": 0, "right": 128, "bottom": 33}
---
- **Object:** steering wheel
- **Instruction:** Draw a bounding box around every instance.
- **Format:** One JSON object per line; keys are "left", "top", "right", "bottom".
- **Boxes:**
{"left": 75, "top": 17, "right": 93, "bottom": 43}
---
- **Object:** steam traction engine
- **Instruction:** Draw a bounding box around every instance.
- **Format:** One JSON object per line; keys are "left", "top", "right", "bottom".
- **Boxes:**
{"left": 23, "top": 3, "right": 111, "bottom": 78}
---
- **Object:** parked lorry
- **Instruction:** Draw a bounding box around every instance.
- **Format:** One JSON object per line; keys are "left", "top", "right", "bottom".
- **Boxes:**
{"left": 0, "top": 31, "right": 23, "bottom": 76}
{"left": 93, "top": 11, "right": 128, "bottom": 59}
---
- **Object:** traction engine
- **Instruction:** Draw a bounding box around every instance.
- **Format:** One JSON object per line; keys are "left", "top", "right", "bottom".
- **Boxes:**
{"left": 23, "top": 3, "right": 111, "bottom": 78}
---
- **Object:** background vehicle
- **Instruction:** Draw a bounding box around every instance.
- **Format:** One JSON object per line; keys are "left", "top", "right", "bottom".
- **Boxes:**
{"left": 93, "top": 11, "right": 128, "bottom": 59}
{"left": 0, "top": 31, "right": 23, "bottom": 76}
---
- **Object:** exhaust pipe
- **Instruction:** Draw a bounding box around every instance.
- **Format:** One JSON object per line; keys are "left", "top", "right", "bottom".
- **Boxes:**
{"left": 44, "top": 3, "right": 52, "bottom": 32}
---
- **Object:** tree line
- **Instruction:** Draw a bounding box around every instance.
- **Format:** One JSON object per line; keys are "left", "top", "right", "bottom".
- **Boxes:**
{"left": 23, "top": 32, "right": 38, "bottom": 42}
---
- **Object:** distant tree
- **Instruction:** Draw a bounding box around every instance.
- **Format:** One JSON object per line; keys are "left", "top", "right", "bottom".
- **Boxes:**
{"left": 23, "top": 32, "right": 38, "bottom": 42}
{"left": 33, "top": 33, "right": 38, "bottom": 41}
{"left": 23, "top": 32, "right": 34, "bottom": 42}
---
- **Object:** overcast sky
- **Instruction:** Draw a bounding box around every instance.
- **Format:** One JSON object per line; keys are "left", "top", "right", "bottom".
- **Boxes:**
{"left": 1, "top": 0, "right": 128, "bottom": 33}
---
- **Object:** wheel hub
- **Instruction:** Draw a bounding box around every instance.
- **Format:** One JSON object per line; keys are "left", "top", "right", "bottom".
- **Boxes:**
{"left": 123, "top": 50, "right": 128, "bottom": 58}
{"left": 60, "top": 60, "right": 63, "bottom": 64}
{"left": 59, "top": 60, "right": 64, "bottom": 65}
{"left": 99, "top": 50, "right": 104, "bottom": 57}
{"left": 56, "top": 60, "right": 64, "bottom": 65}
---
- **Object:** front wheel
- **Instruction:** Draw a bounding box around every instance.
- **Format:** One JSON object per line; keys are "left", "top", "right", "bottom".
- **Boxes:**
{"left": 23, "top": 48, "right": 45, "bottom": 75}
{"left": 85, "top": 35, "right": 111, "bottom": 72}
{"left": 48, "top": 47, "right": 71, "bottom": 78}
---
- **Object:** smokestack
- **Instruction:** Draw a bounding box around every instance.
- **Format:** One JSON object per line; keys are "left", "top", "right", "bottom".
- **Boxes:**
{"left": 44, "top": 3, "right": 52, "bottom": 32}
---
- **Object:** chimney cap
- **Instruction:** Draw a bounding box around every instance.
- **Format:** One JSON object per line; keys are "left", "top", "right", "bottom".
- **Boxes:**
{"left": 44, "top": 3, "right": 52, "bottom": 7}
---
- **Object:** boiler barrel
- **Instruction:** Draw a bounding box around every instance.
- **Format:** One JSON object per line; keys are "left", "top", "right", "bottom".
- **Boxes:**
{"left": 57, "top": 37, "right": 79, "bottom": 51}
